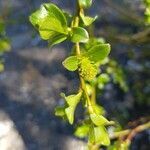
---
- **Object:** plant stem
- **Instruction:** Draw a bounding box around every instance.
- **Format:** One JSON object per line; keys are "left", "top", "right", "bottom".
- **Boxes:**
{"left": 74, "top": 2, "right": 94, "bottom": 113}
{"left": 126, "top": 121, "right": 150, "bottom": 144}
{"left": 110, "top": 121, "right": 150, "bottom": 141}
{"left": 75, "top": 34, "right": 93, "bottom": 112}
{"left": 91, "top": 86, "right": 96, "bottom": 105}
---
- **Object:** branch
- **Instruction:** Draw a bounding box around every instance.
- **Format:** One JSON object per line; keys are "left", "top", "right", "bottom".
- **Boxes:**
{"left": 110, "top": 121, "right": 150, "bottom": 140}
{"left": 126, "top": 121, "right": 150, "bottom": 143}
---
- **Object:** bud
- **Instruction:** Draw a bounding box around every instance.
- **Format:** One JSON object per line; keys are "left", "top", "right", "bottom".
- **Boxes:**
{"left": 78, "top": 0, "right": 93, "bottom": 9}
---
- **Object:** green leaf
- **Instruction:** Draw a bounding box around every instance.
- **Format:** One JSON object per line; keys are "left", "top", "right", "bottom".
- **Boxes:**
{"left": 48, "top": 34, "right": 67, "bottom": 47}
{"left": 62, "top": 91, "right": 82, "bottom": 124}
{"left": 64, "top": 91, "right": 82, "bottom": 107}
{"left": 87, "top": 44, "right": 111, "bottom": 62}
{"left": 65, "top": 106, "right": 75, "bottom": 124}
{"left": 88, "top": 126, "right": 95, "bottom": 144}
{"left": 88, "top": 126, "right": 110, "bottom": 146}
{"left": 97, "top": 74, "right": 110, "bottom": 84}
{"left": 78, "top": 0, "right": 93, "bottom": 8}
{"left": 38, "top": 17, "right": 67, "bottom": 39}
{"left": 55, "top": 106, "right": 65, "bottom": 117}
{"left": 70, "top": 27, "right": 89, "bottom": 43}
{"left": 90, "top": 113, "right": 109, "bottom": 126}
{"left": 74, "top": 124, "right": 90, "bottom": 138}
{"left": 92, "top": 105, "right": 105, "bottom": 115}
{"left": 94, "top": 126, "right": 110, "bottom": 146}
{"left": 62, "top": 56, "right": 79, "bottom": 71}
{"left": 29, "top": 3, "right": 67, "bottom": 28}
{"left": 80, "top": 12, "right": 97, "bottom": 26}
{"left": 0, "top": 39, "right": 11, "bottom": 52}
{"left": 85, "top": 38, "right": 106, "bottom": 50}
{"left": 43, "top": 3, "right": 67, "bottom": 26}
{"left": 29, "top": 3, "right": 68, "bottom": 41}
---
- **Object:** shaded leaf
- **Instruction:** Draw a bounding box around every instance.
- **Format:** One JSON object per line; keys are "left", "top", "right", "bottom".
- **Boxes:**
{"left": 74, "top": 124, "right": 90, "bottom": 138}
{"left": 62, "top": 56, "right": 79, "bottom": 71}
{"left": 87, "top": 44, "right": 111, "bottom": 62}
{"left": 55, "top": 106, "right": 65, "bottom": 117}
{"left": 48, "top": 34, "right": 67, "bottom": 47}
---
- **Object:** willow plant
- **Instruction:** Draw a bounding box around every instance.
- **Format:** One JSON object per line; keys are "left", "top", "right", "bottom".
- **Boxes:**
{"left": 29, "top": 0, "right": 150, "bottom": 150}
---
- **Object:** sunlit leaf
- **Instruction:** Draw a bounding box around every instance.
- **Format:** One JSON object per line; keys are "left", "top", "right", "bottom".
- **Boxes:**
{"left": 29, "top": 3, "right": 68, "bottom": 42}
{"left": 80, "top": 12, "right": 97, "bottom": 26}
{"left": 0, "top": 39, "right": 11, "bottom": 52}
{"left": 94, "top": 126, "right": 110, "bottom": 146}
{"left": 62, "top": 91, "right": 82, "bottom": 124}
{"left": 90, "top": 113, "right": 109, "bottom": 126}
{"left": 70, "top": 27, "right": 89, "bottom": 43}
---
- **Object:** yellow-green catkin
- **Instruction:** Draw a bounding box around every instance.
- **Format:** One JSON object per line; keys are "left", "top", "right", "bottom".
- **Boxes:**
{"left": 79, "top": 56, "right": 97, "bottom": 81}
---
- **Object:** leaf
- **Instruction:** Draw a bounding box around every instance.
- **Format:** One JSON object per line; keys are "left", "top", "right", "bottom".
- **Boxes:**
{"left": 90, "top": 113, "right": 109, "bottom": 126}
{"left": 0, "top": 39, "right": 11, "bottom": 52}
{"left": 74, "top": 124, "right": 90, "bottom": 138}
{"left": 62, "top": 56, "right": 79, "bottom": 71}
{"left": 29, "top": 3, "right": 68, "bottom": 42}
{"left": 29, "top": 3, "right": 67, "bottom": 28}
{"left": 80, "top": 12, "right": 97, "bottom": 26}
{"left": 65, "top": 91, "right": 82, "bottom": 107}
{"left": 55, "top": 106, "right": 65, "bottom": 117}
{"left": 92, "top": 105, "right": 105, "bottom": 115}
{"left": 87, "top": 44, "right": 111, "bottom": 62}
{"left": 62, "top": 91, "right": 82, "bottom": 124}
{"left": 43, "top": 3, "right": 67, "bottom": 26}
{"left": 65, "top": 106, "right": 75, "bottom": 124}
{"left": 97, "top": 74, "right": 110, "bottom": 84}
{"left": 78, "top": 0, "right": 93, "bottom": 8}
{"left": 70, "top": 27, "right": 89, "bottom": 43}
{"left": 85, "top": 38, "right": 106, "bottom": 50}
{"left": 88, "top": 126, "right": 95, "bottom": 144}
{"left": 94, "top": 126, "right": 110, "bottom": 146}
{"left": 48, "top": 34, "right": 67, "bottom": 47}
{"left": 38, "top": 17, "right": 67, "bottom": 40}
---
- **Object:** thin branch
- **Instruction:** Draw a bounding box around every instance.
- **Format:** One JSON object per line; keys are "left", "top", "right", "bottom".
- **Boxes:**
{"left": 126, "top": 121, "right": 150, "bottom": 143}
{"left": 110, "top": 121, "right": 150, "bottom": 140}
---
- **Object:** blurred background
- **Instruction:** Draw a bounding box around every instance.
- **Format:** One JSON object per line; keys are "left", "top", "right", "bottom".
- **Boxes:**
{"left": 0, "top": 0, "right": 150, "bottom": 150}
